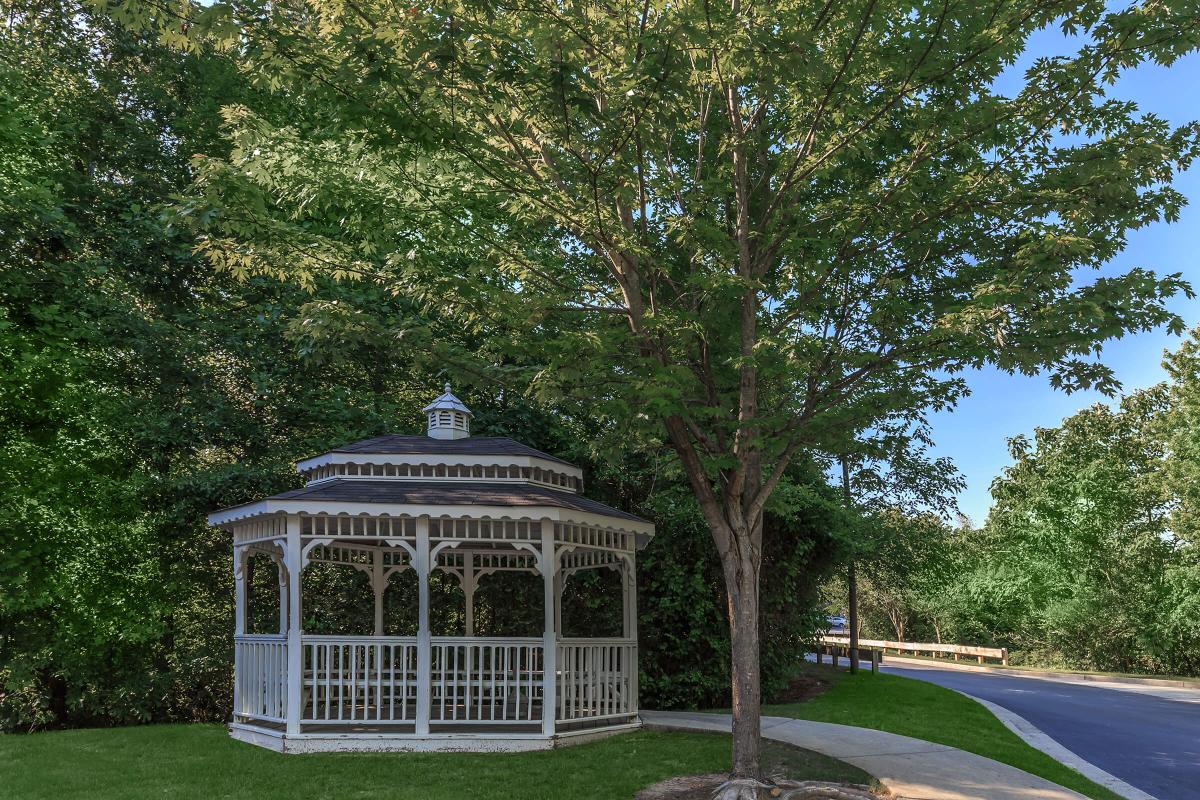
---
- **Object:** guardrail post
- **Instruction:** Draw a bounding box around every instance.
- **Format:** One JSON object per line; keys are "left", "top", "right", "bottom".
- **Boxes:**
{"left": 1002, "top": 648, "right": 1009, "bottom": 667}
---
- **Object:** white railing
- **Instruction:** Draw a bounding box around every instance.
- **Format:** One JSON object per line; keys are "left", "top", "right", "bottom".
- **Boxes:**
{"left": 556, "top": 638, "right": 637, "bottom": 722}
{"left": 302, "top": 635, "right": 418, "bottom": 723}
{"left": 236, "top": 635, "right": 639, "bottom": 730}
{"left": 430, "top": 637, "right": 544, "bottom": 723}
{"left": 235, "top": 634, "right": 287, "bottom": 723}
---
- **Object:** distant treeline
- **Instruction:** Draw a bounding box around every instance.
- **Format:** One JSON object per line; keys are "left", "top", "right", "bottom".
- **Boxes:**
{"left": 853, "top": 336, "right": 1200, "bottom": 677}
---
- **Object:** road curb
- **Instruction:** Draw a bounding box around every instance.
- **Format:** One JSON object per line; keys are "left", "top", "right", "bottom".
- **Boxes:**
{"left": 954, "top": 690, "right": 1157, "bottom": 800}
{"left": 883, "top": 656, "right": 1200, "bottom": 690}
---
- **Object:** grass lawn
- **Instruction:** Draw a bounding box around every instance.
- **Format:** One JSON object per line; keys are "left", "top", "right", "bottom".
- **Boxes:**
{"left": 761, "top": 667, "right": 1124, "bottom": 800}
{"left": 0, "top": 724, "right": 872, "bottom": 800}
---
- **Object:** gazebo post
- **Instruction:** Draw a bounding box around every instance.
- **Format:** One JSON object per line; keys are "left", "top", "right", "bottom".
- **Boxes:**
{"left": 233, "top": 548, "right": 245, "bottom": 718}
{"left": 463, "top": 552, "right": 475, "bottom": 638}
{"left": 620, "top": 563, "right": 629, "bottom": 638}
{"left": 371, "top": 548, "right": 384, "bottom": 636}
{"left": 277, "top": 556, "right": 288, "bottom": 635}
{"left": 623, "top": 560, "right": 639, "bottom": 714}
{"left": 540, "top": 519, "right": 557, "bottom": 737}
{"left": 285, "top": 515, "right": 302, "bottom": 735}
{"left": 553, "top": 572, "right": 564, "bottom": 635}
{"left": 233, "top": 549, "right": 246, "bottom": 636}
{"left": 415, "top": 517, "right": 432, "bottom": 736}
{"left": 622, "top": 561, "right": 637, "bottom": 639}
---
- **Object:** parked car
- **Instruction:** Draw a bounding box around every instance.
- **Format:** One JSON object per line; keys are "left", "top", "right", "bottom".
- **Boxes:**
{"left": 826, "top": 614, "right": 847, "bottom": 630}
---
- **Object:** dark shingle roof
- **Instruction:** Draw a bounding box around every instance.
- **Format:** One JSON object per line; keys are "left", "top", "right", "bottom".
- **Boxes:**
{"left": 310, "top": 435, "right": 574, "bottom": 467}
{"left": 268, "top": 480, "right": 646, "bottom": 523}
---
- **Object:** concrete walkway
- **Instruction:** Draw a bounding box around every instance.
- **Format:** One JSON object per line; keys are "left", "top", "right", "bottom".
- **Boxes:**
{"left": 641, "top": 710, "right": 1087, "bottom": 800}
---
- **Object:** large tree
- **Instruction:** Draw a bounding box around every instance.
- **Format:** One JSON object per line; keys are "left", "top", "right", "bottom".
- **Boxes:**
{"left": 125, "top": 0, "right": 1200, "bottom": 789}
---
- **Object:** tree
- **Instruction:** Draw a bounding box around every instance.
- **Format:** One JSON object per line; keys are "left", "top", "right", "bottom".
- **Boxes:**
{"left": 971, "top": 388, "right": 1175, "bottom": 670}
{"left": 854, "top": 510, "right": 956, "bottom": 642}
{"left": 130, "top": 0, "right": 1200, "bottom": 788}
{"left": 836, "top": 427, "right": 964, "bottom": 667}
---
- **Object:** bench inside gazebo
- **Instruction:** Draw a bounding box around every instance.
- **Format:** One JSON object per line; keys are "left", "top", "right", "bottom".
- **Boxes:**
{"left": 209, "top": 386, "right": 653, "bottom": 753}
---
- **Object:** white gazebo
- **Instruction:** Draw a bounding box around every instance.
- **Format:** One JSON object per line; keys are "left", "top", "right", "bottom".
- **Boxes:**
{"left": 209, "top": 385, "right": 653, "bottom": 753}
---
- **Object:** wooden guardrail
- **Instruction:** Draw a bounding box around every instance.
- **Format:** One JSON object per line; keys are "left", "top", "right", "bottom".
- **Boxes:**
{"left": 814, "top": 638, "right": 883, "bottom": 673}
{"left": 820, "top": 636, "right": 1008, "bottom": 666}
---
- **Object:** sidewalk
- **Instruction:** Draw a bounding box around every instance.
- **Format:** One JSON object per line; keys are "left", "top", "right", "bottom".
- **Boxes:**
{"left": 641, "top": 710, "right": 1088, "bottom": 800}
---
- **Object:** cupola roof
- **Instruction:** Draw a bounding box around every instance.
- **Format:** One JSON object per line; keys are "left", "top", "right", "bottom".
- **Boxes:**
{"left": 422, "top": 383, "right": 472, "bottom": 440}
{"left": 422, "top": 383, "right": 472, "bottom": 415}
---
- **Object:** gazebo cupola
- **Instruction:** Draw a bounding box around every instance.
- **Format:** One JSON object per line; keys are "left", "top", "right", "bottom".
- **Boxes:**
{"left": 209, "top": 384, "right": 653, "bottom": 754}
{"left": 423, "top": 383, "right": 472, "bottom": 440}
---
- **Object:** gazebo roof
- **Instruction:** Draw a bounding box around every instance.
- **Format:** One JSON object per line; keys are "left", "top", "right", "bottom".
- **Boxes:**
{"left": 266, "top": 479, "right": 647, "bottom": 523}
{"left": 302, "top": 434, "right": 573, "bottom": 467}
{"left": 210, "top": 386, "right": 653, "bottom": 544}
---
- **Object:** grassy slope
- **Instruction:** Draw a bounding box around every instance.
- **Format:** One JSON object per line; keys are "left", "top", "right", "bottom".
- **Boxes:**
{"left": 0, "top": 725, "right": 870, "bottom": 800}
{"left": 761, "top": 669, "right": 1124, "bottom": 800}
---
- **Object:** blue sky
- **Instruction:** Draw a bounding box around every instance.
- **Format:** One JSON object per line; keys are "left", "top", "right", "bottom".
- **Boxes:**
{"left": 932, "top": 28, "right": 1200, "bottom": 526}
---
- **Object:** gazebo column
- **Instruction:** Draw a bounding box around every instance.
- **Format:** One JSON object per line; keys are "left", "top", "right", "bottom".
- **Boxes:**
{"left": 233, "top": 549, "right": 247, "bottom": 636}
{"left": 553, "top": 572, "right": 565, "bottom": 635}
{"left": 626, "top": 558, "right": 639, "bottom": 713}
{"left": 622, "top": 559, "right": 637, "bottom": 640}
{"left": 415, "top": 517, "right": 432, "bottom": 736}
{"left": 285, "top": 515, "right": 302, "bottom": 735}
{"left": 371, "top": 547, "right": 385, "bottom": 636}
{"left": 540, "top": 519, "right": 558, "bottom": 736}
{"left": 233, "top": 548, "right": 246, "bottom": 717}
{"left": 277, "top": 555, "right": 288, "bottom": 635}
{"left": 463, "top": 552, "right": 475, "bottom": 638}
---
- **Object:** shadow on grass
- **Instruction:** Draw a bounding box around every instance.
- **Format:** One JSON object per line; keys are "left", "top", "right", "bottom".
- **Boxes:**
{"left": 1, "top": 722, "right": 876, "bottom": 800}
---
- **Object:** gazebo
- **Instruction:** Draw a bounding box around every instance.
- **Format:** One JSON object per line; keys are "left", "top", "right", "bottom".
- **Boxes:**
{"left": 208, "top": 385, "right": 653, "bottom": 753}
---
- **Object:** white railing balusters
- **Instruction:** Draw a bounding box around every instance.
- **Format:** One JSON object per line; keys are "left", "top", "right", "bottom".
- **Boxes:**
{"left": 234, "top": 634, "right": 287, "bottom": 724}
{"left": 554, "top": 639, "right": 637, "bottom": 723}
{"left": 299, "top": 636, "right": 417, "bottom": 724}
{"left": 238, "top": 634, "right": 634, "bottom": 730}
{"left": 427, "top": 637, "right": 543, "bottom": 724}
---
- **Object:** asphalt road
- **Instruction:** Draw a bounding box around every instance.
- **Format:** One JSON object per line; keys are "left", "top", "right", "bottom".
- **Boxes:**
{"left": 881, "top": 662, "right": 1200, "bottom": 800}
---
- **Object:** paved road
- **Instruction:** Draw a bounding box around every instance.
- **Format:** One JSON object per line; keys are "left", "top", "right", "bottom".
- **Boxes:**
{"left": 882, "top": 662, "right": 1200, "bottom": 800}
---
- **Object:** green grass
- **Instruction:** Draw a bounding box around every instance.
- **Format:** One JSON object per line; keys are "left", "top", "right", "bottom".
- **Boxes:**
{"left": 0, "top": 724, "right": 870, "bottom": 800}
{"left": 760, "top": 668, "right": 1124, "bottom": 800}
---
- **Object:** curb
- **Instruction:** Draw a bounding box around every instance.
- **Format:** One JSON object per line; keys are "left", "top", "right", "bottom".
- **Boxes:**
{"left": 954, "top": 690, "right": 1157, "bottom": 800}
{"left": 883, "top": 656, "right": 1200, "bottom": 690}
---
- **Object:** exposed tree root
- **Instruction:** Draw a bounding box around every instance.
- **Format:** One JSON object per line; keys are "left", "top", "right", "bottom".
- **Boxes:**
{"left": 636, "top": 774, "right": 879, "bottom": 800}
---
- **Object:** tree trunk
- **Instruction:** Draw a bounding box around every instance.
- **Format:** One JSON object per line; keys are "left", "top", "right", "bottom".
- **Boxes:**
{"left": 841, "top": 458, "right": 858, "bottom": 674}
{"left": 847, "top": 560, "right": 859, "bottom": 674}
{"left": 724, "top": 546, "right": 762, "bottom": 781}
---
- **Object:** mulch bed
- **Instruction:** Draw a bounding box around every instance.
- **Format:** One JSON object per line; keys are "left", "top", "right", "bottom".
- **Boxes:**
{"left": 768, "top": 672, "right": 833, "bottom": 705}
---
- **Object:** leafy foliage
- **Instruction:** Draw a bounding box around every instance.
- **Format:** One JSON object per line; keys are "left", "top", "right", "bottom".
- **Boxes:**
{"left": 140, "top": 0, "right": 1200, "bottom": 776}
{"left": 872, "top": 328, "right": 1200, "bottom": 675}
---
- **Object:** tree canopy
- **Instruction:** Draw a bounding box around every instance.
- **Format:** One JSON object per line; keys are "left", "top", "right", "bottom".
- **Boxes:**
{"left": 149, "top": 0, "right": 1200, "bottom": 782}
{"left": 9, "top": 0, "right": 1200, "bottom": 786}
